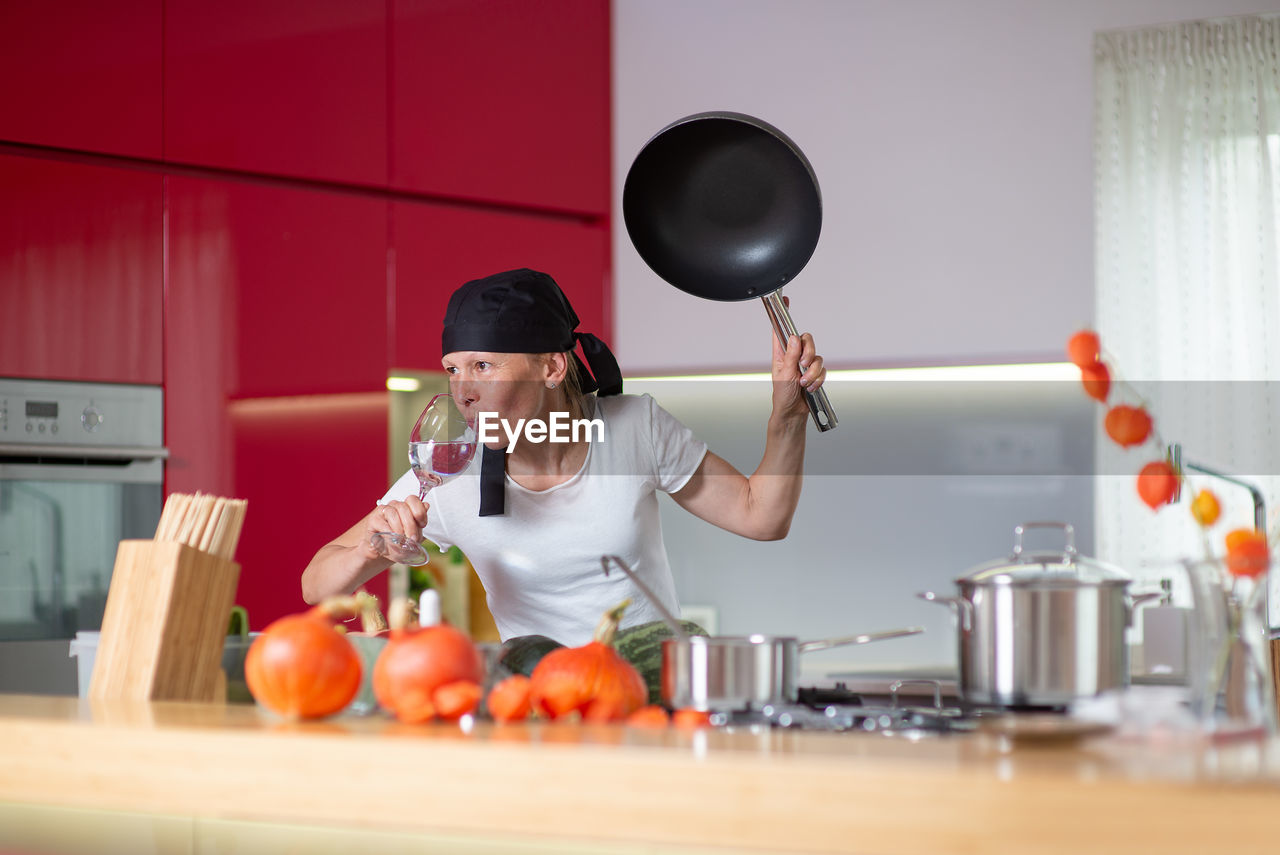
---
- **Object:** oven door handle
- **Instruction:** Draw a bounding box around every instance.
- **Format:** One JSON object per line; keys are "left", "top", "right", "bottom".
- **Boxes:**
{"left": 0, "top": 443, "right": 170, "bottom": 460}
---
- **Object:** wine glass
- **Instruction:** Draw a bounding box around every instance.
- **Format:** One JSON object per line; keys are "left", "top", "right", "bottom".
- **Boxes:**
{"left": 370, "top": 393, "right": 477, "bottom": 568}
{"left": 407, "top": 392, "right": 478, "bottom": 499}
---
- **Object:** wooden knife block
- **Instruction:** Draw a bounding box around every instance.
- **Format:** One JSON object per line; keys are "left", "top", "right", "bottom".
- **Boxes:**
{"left": 89, "top": 540, "right": 241, "bottom": 703}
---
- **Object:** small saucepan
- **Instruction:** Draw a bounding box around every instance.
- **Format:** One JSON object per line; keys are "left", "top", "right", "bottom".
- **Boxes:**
{"left": 602, "top": 556, "right": 923, "bottom": 711}
{"left": 660, "top": 627, "right": 924, "bottom": 711}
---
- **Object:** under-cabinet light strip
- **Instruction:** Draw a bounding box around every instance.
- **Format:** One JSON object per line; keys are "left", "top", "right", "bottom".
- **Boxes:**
{"left": 625, "top": 362, "right": 1078, "bottom": 383}
{"left": 388, "top": 363, "right": 1077, "bottom": 390}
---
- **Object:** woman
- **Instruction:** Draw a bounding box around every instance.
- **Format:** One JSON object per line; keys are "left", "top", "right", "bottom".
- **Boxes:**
{"left": 301, "top": 268, "right": 826, "bottom": 645}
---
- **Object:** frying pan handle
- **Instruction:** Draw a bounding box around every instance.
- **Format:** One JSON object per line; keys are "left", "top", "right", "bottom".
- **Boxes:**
{"left": 797, "top": 626, "right": 924, "bottom": 653}
{"left": 762, "top": 292, "right": 838, "bottom": 432}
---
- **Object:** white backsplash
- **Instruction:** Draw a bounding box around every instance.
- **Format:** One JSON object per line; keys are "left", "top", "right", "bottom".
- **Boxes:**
{"left": 628, "top": 375, "right": 1098, "bottom": 678}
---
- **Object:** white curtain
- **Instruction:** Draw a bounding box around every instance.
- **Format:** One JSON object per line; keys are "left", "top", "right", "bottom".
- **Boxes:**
{"left": 1094, "top": 15, "right": 1280, "bottom": 617}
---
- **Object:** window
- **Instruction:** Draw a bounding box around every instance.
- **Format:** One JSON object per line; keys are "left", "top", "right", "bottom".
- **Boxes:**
{"left": 1094, "top": 15, "right": 1280, "bottom": 624}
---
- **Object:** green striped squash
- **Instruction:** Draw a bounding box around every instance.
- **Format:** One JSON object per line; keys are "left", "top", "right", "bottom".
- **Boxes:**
{"left": 496, "top": 635, "right": 565, "bottom": 678}
{"left": 614, "top": 620, "right": 709, "bottom": 706}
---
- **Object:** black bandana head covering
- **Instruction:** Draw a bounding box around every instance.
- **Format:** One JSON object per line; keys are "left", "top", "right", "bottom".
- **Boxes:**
{"left": 441, "top": 268, "right": 622, "bottom": 516}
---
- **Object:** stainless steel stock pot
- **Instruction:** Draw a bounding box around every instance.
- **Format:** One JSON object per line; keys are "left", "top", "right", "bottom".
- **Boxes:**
{"left": 919, "top": 522, "right": 1158, "bottom": 708}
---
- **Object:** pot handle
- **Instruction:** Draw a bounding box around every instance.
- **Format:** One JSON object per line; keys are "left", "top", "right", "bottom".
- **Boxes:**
{"left": 798, "top": 626, "right": 924, "bottom": 654}
{"left": 1125, "top": 591, "right": 1164, "bottom": 628}
{"left": 1011, "top": 521, "right": 1078, "bottom": 562}
{"left": 917, "top": 591, "right": 973, "bottom": 632}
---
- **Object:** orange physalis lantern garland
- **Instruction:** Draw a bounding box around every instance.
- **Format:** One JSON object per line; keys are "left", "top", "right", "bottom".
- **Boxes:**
{"left": 1067, "top": 331, "right": 1272, "bottom": 581}
{"left": 1224, "top": 528, "right": 1270, "bottom": 579}
{"left": 1068, "top": 329, "right": 1173, "bottom": 511}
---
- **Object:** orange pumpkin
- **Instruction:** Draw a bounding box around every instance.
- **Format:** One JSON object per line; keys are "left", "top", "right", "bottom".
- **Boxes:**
{"left": 244, "top": 595, "right": 364, "bottom": 720}
{"left": 1104, "top": 404, "right": 1152, "bottom": 448}
{"left": 1136, "top": 461, "right": 1178, "bottom": 510}
{"left": 373, "top": 599, "right": 485, "bottom": 724}
{"left": 529, "top": 600, "right": 647, "bottom": 722}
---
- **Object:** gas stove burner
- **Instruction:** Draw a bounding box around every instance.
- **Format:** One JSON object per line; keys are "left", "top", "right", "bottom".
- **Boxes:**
{"left": 762, "top": 700, "right": 977, "bottom": 735}
{"left": 796, "top": 684, "right": 864, "bottom": 708}
{"left": 707, "top": 709, "right": 774, "bottom": 729}
{"left": 981, "top": 703, "right": 1070, "bottom": 714}
{"left": 707, "top": 679, "right": 982, "bottom": 735}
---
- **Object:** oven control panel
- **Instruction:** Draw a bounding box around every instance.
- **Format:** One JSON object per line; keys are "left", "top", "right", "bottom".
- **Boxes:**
{"left": 0, "top": 378, "right": 164, "bottom": 448}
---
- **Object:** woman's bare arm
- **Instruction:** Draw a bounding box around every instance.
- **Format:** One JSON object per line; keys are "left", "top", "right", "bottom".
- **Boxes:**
{"left": 300, "top": 497, "right": 428, "bottom": 604}
{"left": 669, "top": 331, "right": 824, "bottom": 541}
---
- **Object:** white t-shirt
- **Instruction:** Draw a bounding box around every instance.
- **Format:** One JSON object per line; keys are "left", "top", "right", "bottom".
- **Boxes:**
{"left": 380, "top": 393, "right": 708, "bottom": 646}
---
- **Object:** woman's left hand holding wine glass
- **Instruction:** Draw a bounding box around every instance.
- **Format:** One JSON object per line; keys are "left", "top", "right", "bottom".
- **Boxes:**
{"left": 369, "top": 394, "right": 474, "bottom": 577}
{"left": 365, "top": 495, "right": 430, "bottom": 566}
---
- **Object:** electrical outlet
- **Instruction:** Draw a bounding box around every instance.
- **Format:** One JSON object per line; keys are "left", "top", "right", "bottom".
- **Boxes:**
{"left": 948, "top": 423, "right": 1063, "bottom": 474}
{"left": 680, "top": 604, "right": 718, "bottom": 635}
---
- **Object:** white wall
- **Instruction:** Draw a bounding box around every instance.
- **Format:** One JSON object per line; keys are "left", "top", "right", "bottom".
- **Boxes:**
{"left": 612, "top": 0, "right": 1280, "bottom": 374}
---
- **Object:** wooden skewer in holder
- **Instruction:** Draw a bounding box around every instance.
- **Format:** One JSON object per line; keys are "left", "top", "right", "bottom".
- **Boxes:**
{"left": 89, "top": 539, "right": 242, "bottom": 703}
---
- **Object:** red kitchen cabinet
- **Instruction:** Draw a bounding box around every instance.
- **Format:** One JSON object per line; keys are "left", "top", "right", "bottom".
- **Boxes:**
{"left": 166, "top": 176, "right": 390, "bottom": 401}
{"left": 228, "top": 392, "right": 390, "bottom": 628}
{"left": 0, "top": 0, "right": 162, "bottom": 159}
{"left": 0, "top": 155, "right": 163, "bottom": 384}
{"left": 390, "top": 202, "right": 609, "bottom": 372}
{"left": 391, "top": 0, "right": 610, "bottom": 215}
{"left": 164, "top": 176, "right": 237, "bottom": 499}
{"left": 165, "top": 0, "right": 387, "bottom": 186}
{"left": 167, "top": 176, "right": 392, "bottom": 625}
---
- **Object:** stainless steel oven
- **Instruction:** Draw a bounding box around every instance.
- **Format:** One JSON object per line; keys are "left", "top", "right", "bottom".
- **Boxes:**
{"left": 0, "top": 379, "right": 166, "bottom": 694}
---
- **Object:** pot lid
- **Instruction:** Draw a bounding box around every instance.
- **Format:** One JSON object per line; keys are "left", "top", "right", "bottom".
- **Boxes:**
{"left": 957, "top": 522, "right": 1133, "bottom": 588}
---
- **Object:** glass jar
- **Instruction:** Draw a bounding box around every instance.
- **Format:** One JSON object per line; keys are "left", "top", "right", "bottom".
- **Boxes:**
{"left": 1183, "top": 557, "right": 1277, "bottom": 738}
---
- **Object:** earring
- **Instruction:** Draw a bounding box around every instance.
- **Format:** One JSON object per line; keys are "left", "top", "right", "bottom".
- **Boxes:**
{"left": 547, "top": 382, "right": 557, "bottom": 390}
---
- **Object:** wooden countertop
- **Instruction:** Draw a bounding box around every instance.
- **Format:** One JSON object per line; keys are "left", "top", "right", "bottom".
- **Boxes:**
{"left": 1, "top": 694, "right": 1279, "bottom": 855}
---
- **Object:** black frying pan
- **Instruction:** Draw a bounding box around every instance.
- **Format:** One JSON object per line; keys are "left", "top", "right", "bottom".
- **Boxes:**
{"left": 622, "top": 111, "right": 836, "bottom": 431}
